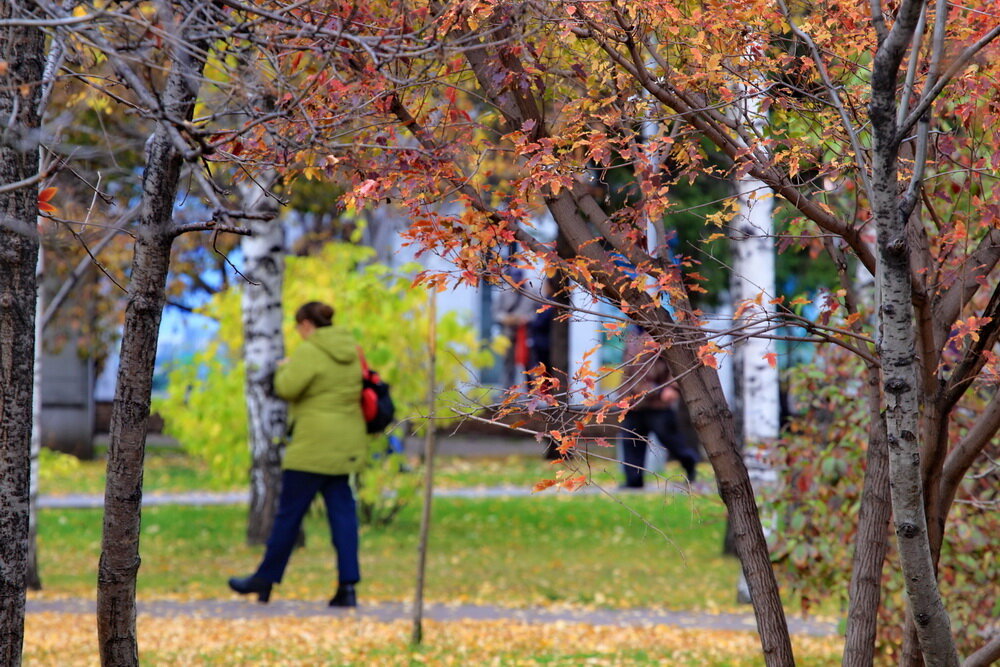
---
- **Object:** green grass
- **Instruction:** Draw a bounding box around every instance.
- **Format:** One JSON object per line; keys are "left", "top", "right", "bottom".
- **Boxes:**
{"left": 40, "top": 448, "right": 239, "bottom": 496}
{"left": 36, "top": 491, "right": 740, "bottom": 612}
{"left": 42, "top": 446, "right": 709, "bottom": 497}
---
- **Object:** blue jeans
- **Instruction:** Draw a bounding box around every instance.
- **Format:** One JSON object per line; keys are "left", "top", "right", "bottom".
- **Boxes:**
{"left": 254, "top": 470, "right": 360, "bottom": 585}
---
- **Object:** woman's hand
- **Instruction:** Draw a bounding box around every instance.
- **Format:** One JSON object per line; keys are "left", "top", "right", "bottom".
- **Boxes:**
{"left": 277, "top": 358, "right": 289, "bottom": 367}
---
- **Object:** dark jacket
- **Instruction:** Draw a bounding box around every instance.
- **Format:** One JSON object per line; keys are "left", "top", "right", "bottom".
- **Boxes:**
{"left": 618, "top": 327, "right": 677, "bottom": 411}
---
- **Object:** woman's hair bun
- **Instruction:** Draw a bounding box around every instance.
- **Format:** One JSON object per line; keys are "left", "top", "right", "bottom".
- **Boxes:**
{"left": 295, "top": 301, "right": 335, "bottom": 327}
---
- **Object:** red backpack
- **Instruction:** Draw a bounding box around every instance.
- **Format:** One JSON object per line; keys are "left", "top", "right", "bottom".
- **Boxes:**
{"left": 358, "top": 348, "right": 395, "bottom": 434}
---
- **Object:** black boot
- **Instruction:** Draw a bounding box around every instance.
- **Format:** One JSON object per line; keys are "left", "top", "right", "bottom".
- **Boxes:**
{"left": 329, "top": 583, "right": 357, "bottom": 608}
{"left": 228, "top": 575, "right": 272, "bottom": 603}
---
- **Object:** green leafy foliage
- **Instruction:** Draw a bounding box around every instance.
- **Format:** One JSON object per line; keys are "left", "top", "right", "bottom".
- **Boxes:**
{"left": 355, "top": 444, "right": 418, "bottom": 528}
{"left": 156, "top": 339, "right": 246, "bottom": 485}
{"left": 38, "top": 447, "right": 83, "bottom": 485}
{"left": 769, "top": 347, "right": 999, "bottom": 659}
{"left": 156, "top": 242, "right": 496, "bottom": 523}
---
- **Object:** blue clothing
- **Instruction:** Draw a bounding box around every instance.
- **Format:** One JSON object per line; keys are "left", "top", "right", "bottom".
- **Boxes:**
{"left": 254, "top": 470, "right": 360, "bottom": 585}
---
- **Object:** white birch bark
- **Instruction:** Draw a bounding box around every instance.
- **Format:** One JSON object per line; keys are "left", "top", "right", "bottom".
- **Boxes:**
{"left": 730, "top": 71, "right": 779, "bottom": 605}
{"left": 25, "top": 0, "right": 74, "bottom": 597}
{"left": 239, "top": 183, "right": 286, "bottom": 545}
{"left": 27, "top": 254, "right": 42, "bottom": 591}
{"left": 732, "top": 169, "right": 780, "bottom": 459}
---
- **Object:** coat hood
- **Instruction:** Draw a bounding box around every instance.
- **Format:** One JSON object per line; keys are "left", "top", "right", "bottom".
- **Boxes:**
{"left": 307, "top": 326, "right": 358, "bottom": 364}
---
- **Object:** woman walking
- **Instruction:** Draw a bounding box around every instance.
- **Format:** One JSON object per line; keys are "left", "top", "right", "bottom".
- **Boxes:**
{"left": 229, "top": 301, "right": 367, "bottom": 607}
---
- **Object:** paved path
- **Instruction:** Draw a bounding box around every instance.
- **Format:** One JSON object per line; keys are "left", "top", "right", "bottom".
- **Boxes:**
{"left": 25, "top": 598, "right": 837, "bottom": 637}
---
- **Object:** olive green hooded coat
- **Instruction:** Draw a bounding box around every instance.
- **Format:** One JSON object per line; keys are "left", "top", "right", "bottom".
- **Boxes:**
{"left": 274, "top": 326, "right": 367, "bottom": 475}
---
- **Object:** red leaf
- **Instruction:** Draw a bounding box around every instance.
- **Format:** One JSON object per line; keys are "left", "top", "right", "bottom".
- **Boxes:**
{"left": 532, "top": 479, "right": 558, "bottom": 493}
{"left": 38, "top": 187, "right": 58, "bottom": 213}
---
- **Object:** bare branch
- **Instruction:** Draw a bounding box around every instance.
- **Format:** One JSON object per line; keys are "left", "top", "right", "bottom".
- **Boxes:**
{"left": 899, "top": 24, "right": 1000, "bottom": 140}
{"left": 963, "top": 633, "right": 1000, "bottom": 667}
{"left": 172, "top": 221, "right": 251, "bottom": 237}
{"left": 939, "top": 389, "right": 1000, "bottom": 530}
{"left": 779, "top": 0, "right": 876, "bottom": 205}
{"left": 941, "top": 279, "right": 1000, "bottom": 407}
{"left": 925, "top": 0, "right": 951, "bottom": 100}
{"left": 896, "top": 4, "right": 927, "bottom": 127}
{"left": 870, "top": 0, "right": 889, "bottom": 44}
{"left": 0, "top": 171, "right": 49, "bottom": 195}
{"left": 934, "top": 228, "right": 1000, "bottom": 333}
{"left": 41, "top": 207, "right": 137, "bottom": 329}
{"left": 0, "top": 9, "right": 102, "bottom": 27}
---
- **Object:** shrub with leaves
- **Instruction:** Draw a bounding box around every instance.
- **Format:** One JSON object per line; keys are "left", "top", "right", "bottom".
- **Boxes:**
{"left": 156, "top": 242, "right": 497, "bottom": 524}
{"left": 769, "top": 346, "right": 999, "bottom": 659}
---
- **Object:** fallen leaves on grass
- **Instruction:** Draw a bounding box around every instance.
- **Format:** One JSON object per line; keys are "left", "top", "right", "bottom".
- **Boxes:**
{"left": 24, "top": 611, "right": 841, "bottom": 665}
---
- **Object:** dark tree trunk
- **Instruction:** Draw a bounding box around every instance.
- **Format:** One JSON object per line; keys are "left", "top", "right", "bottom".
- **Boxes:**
{"left": 549, "top": 232, "right": 573, "bottom": 383}
{"left": 545, "top": 191, "right": 795, "bottom": 666}
{"left": 544, "top": 233, "right": 572, "bottom": 460}
{"left": 96, "top": 4, "right": 212, "bottom": 664}
{"left": 0, "top": 7, "right": 45, "bottom": 664}
{"left": 869, "top": 2, "right": 959, "bottom": 663}
{"left": 842, "top": 367, "right": 892, "bottom": 667}
{"left": 97, "top": 234, "right": 173, "bottom": 666}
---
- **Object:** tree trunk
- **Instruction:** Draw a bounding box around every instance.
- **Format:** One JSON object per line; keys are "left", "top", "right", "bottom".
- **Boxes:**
{"left": 730, "top": 90, "right": 780, "bottom": 601}
{"left": 240, "top": 185, "right": 287, "bottom": 545}
{"left": 731, "top": 179, "right": 780, "bottom": 452}
{"left": 841, "top": 367, "right": 892, "bottom": 667}
{"left": 412, "top": 290, "right": 438, "bottom": 645}
{"left": 550, "top": 232, "right": 573, "bottom": 386}
{"left": 723, "top": 295, "right": 743, "bottom": 560}
{"left": 543, "top": 189, "right": 794, "bottom": 666}
{"left": 27, "top": 254, "right": 43, "bottom": 591}
{"left": 0, "top": 7, "right": 45, "bottom": 663}
{"left": 25, "top": 10, "right": 71, "bottom": 592}
{"left": 96, "top": 5, "right": 212, "bottom": 663}
{"left": 456, "top": 20, "right": 793, "bottom": 662}
{"left": 674, "top": 354, "right": 792, "bottom": 665}
{"left": 869, "top": 3, "right": 959, "bottom": 663}
{"left": 97, "top": 233, "right": 173, "bottom": 666}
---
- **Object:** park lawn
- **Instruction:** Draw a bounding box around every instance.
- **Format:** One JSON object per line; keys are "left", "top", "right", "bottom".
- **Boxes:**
{"left": 24, "top": 613, "right": 843, "bottom": 666}
{"left": 433, "top": 451, "right": 715, "bottom": 491}
{"left": 41, "top": 446, "right": 711, "bottom": 497}
{"left": 39, "top": 448, "right": 239, "bottom": 496}
{"left": 35, "top": 492, "right": 741, "bottom": 613}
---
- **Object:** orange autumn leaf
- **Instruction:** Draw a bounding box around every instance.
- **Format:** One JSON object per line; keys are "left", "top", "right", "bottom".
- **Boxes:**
{"left": 532, "top": 478, "right": 558, "bottom": 493}
{"left": 38, "top": 187, "right": 58, "bottom": 214}
{"left": 697, "top": 342, "right": 723, "bottom": 369}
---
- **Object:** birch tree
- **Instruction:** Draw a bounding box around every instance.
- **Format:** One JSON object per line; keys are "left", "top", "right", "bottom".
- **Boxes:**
{"left": 239, "top": 180, "right": 287, "bottom": 545}
{"left": 27, "top": 256, "right": 43, "bottom": 593}
{"left": 26, "top": 0, "right": 79, "bottom": 590}
{"left": 729, "top": 55, "right": 781, "bottom": 605}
